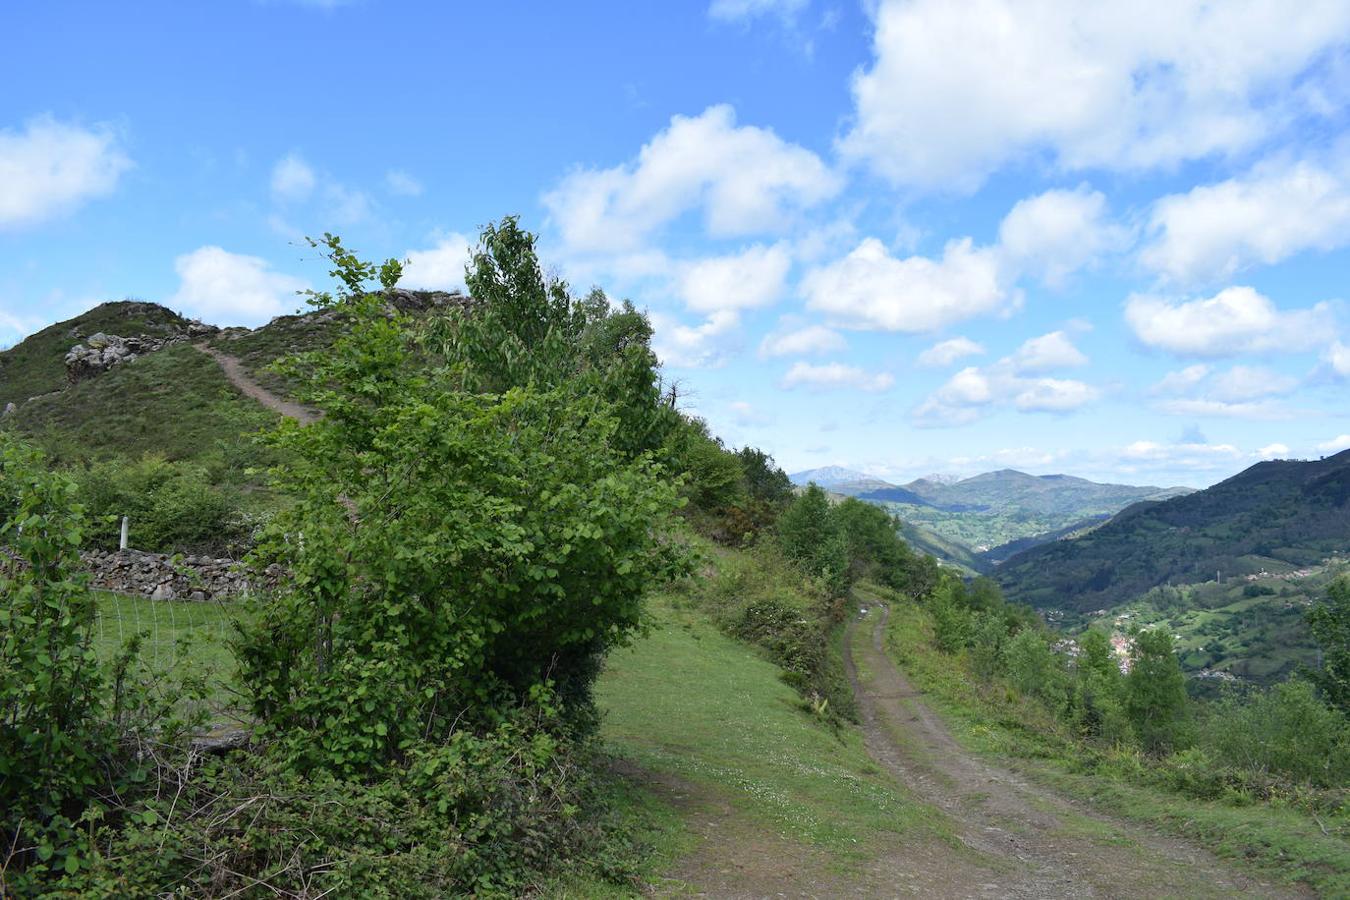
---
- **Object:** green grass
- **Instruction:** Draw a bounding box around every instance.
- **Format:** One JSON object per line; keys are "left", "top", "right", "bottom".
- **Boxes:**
{"left": 876, "top": 588, "right": 1350, "bottom": 896}
{"left": 595, "top": 589, "right": 934, "bottom": 868}
{"left": 92, "top": 591, "right": 246, "bottom": 713}
{"left": 0, "top": 301, "right": 195, "bottom": 408}
{"left": 8, "top": 343, "right": 280, "bottom": 475}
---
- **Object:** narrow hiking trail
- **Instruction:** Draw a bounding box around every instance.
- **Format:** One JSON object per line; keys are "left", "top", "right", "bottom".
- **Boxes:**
{"left": 840, "top": 603, "right": 1307, "bottom": 899}
{"left": 195, "top": 344, "right": 317, "bottom": 424}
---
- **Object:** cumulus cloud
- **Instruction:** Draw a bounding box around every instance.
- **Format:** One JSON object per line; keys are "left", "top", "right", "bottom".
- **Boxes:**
{"left": 840, "top": 0, "right": 1350, "bottom": 190}
{"left": 384, "top": 169, "right": 424, "bottom": 197}
{"left": 270, "top": 153, "right": 316, "bottom": 202}
{"left": 1118, "top": 439, "right": 1244, "bottom": 473}
{"left": 1316, "top": 434, "right": 1350, "bottom": 453}
{"left": 169, "top": 246, "right": 307, "bottom": 326}
{"left": 542, "top": 105, "right": 840, "bottom": 253}
{"left": 678, "top": 242, "right": 790, "bottom": 313}
{"left": 1326, "top": 340, "right": 1350, "bottom": 377}
{"left": 1006, "top": 330, "right": 1088, "bottom": 373}
{"left": 780, "top": 361, "right": 894, "bottom": 392}
{"left": 998, "top": 185, "right": 1128, "bottom": 285}
{"left": 399, "top": 232, "right": 473, "bottom": 291}
{"left": 759, "top": 323, "right": 846, "bottom": 358}
{"left": 1258, "top": 443, "right": 1290, "bottom": 459}
{"left": 650, "top": 310, "right": 740, "bottom": 368}
{"left": 1150, "top": 363, "right": 1301, "bottom": 418}
{"left": 801, "top": 237, "right": 1010, "bottom": 332}
{"left": 1124, "top": 286, "right": 1335, "bottom": 357}
{"left": 917, "top": 336, "right": 985, "bottom": 367}
{"left": 0, "top": 116, "right": 131, "bottom": 227}
{"left": 1142, "top": 158, "right": 1350, "bottom": 282}
{"left": 913, "top": 330, "right": 1097, "bottom": 425}
{"left": 729, "top": 400, "right": 771, "bottom": 426}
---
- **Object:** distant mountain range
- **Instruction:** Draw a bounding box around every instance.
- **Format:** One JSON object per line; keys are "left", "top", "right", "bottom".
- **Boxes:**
{"left": 997, "top": 450, "right": 1350, "bottom": 612}
{"left": 790, "top": 466, "right": 1191, "bottom": 568}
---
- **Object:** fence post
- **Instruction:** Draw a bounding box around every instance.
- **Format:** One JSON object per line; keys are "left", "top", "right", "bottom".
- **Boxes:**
{"left": 120, "top": 516, "right": 129, "bottom": 551}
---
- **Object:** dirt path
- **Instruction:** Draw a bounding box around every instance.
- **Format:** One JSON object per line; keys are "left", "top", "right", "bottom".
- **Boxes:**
{"left": 842, "top": 603, "right": 1307, "bottom": 899}
{"left": 195, "top": 345, "right": 317, "bottom": 424}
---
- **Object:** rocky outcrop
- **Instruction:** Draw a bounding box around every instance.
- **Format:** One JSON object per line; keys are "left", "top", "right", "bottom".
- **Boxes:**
{"left": 80, "top": 549, "right": 283, "bottom": 601}
{"left": 64, "top": 320, "right": 218, "bottom": 385}
{"left": 385, "top": 288, "right": 472, "bottom": 314}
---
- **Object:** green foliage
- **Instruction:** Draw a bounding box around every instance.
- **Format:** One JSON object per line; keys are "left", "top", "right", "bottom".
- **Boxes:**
{"left": 60, "top": 701, "right": 617, "bottom": 898}
{"left": 1074, "top": 629, "right": 1132, "bottom": 744}
{"left": 0, "top": 437, "right": 109, "bottom": 877}
{"left": 998, "top": 451, "right": 1350, "bottom": 611}
{"left": 236, "top": 227, "right": 686, "bottom": 776}
{"left": 1306, "top": 577, "right": 1350, "bottom": 714}
{"left": 664, "top": 417, "right": 747, "bottom": 516}
{"left": 1203, "top": 679, "right": 1350, "bottom": 788}
{"left": 777, "top": 484, "right": 849, "bottom": 595}
{"left": 76, "top": 455, "right": 244, "bottom": 554}
{"left": 1004, "top": 628, "right": 1071, "bottom": 714}
{"left": 1125, "top": 628, "right": 1189, "bottom": 754}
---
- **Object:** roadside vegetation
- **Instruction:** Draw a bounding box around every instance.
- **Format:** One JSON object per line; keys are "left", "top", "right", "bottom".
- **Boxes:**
{"left": 875, "top": 572, "right": 1350, "bottom": 895}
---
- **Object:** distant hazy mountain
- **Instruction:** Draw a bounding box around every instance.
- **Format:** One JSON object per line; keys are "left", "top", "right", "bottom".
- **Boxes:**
{"left": 789, "top": 466, "right": 896, "bottom": 496}
{"left": 997, "top": 450, "right": 1350, "bottom": 612}
{"left": 899, "top": 469, "right": 1190, "bottom": 519}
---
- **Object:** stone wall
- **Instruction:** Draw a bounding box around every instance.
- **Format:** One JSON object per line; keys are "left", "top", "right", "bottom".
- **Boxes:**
{"left": 81, "top": 549, "right": 283, "bottom": 601}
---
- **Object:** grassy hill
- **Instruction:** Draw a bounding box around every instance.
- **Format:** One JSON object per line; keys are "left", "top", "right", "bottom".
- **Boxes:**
{"left": 997, "top": 450, "right": 1350, "bottom": 613}
{"left": 0, "top": 301, "right": 197, "bottom": 408}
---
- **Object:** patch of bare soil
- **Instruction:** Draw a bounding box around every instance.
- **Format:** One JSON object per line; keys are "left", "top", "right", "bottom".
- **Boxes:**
{"left": 841, "top": 604, "right": 1309, "bottom": 900}
{"left": 195, "top": 344, "right": 317, "bottom": 424}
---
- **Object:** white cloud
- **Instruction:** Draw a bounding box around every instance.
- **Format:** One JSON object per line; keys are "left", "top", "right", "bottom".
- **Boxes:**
{"left": 270, "top": 153, "right": 316, "bottom": 202}
{"left": 651, "top": 310, "right": 740, "bottom": 368}
{"left": 1316, "top": 434, "right": 1350, "bottom": 454}
{"left": 708, "top": 0, "right": 807, "bottom": 22}
{"left": 400, "top": 232, "right": 473, "bottom": 291}
{"left": 1207, "top": 365, "right": 1299, "bottom": 403}
{"left": 1119, "top": 439, "right": 1244, "bottom": 472}
{"left": 169, "top": 246, "right": 307, "bottom": 326}
{"left": 678, "top": 242, "right": 790, "bottom": 313}
{"left": 913, "top": 332, "right": 1098, "bottom": 425}
{"left": 759, "top": 323, "right": 846, "bottom": 358}
{"left": 543, "top": 105, "right": 840, "bottom": 253}
{"left": 840, "top": 0, "right": 1350, "bottom": 190}
{"left": 802, "top": 237, "right": 1011, "bottom": 332}
{"left": 781, "top": 361, "right": 894, "bottom": 392}
{"left": 1258, "top": 443, "right": 1290, "bottom": 459}
{"left": 1124, "top": 286, "right": 1335, "bottom": 357}
{"left": 1326, "top": 340, "right": 1350, "bottom": 377}
{"left": 1142, "top": 158, "right": 1350, "bottom": 282}
{"left": 998, "top": 185, "right": 1127, "bottom": 285}
{"left": 1007, "top": 330, "right": 1087, "bottom": 373}
{"left": 917, "top": 336, "right": 984, "bottom": 367}
{"left": 384, "top": 169, "right": 424, "bottom": 197}
{"left": 1150, "top": 363, "right": 1300, "bottom": 418}
{"left": 1152, "top": 364, "right": 1211, "bottom": 395}
{"left": 0, "top": 116, "right": 131, "bottom": 227}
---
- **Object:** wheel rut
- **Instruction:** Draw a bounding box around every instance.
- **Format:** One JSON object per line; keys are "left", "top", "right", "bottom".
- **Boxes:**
{"left": 842, "top": 601, "right": 1308, "bottom": 899}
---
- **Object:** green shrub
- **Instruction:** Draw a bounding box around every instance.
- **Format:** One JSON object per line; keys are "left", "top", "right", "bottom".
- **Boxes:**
{"left": 1203, "top": 678, "right": 1350, "bottom": 788}
{"left": 76, "top": 455, "right": 243, "bottom": 554}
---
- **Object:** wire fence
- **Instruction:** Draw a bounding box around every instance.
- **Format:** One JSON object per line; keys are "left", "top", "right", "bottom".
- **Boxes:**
{"left": 92, "top": 592, "right": 241, "bottom": 683}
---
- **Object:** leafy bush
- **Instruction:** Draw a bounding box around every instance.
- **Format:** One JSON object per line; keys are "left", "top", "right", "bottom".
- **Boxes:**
{"left": 76, "top": 455, "right": 244, "bottom": 554}
{"left": 1203, "top": 678, "right": 1350, "bottom": 788}
{"left": 237, "top": 227, "right": 687, "bottom": 776}
{"left": 1126, "top": 628, "right": 1191, "bottom": 754}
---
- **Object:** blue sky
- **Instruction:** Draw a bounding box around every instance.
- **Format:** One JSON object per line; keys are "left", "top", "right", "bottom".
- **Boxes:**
{"left": 3, "top": 0, "right": 1349, "bottom": 487}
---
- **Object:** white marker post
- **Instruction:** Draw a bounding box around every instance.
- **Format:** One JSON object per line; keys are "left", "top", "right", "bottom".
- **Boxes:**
{"left": 120, "top": 516, "right": 129, "bottom": 551}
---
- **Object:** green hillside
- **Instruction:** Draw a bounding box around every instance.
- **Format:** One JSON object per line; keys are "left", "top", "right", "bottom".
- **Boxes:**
{"left": 997, "top": 451, "right": 1350, "bottom": 613}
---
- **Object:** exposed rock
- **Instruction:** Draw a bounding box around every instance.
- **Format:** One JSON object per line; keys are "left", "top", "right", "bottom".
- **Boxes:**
{"left": 385, "top": 288, "right": 472, "bottom": 314}
{"left": 64, "top": 318, "right": 220, "bottom": 385}
{"left": 1, "top": 402, "right": 14, "bottom": 418}
{"left": 79, "top": 548, "right": 284, "bottom": 601}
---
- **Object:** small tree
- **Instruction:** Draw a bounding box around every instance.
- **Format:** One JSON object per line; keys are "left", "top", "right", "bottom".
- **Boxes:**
{"left": 777, "top": 484, "right": 849, "bottom": 595}
{"left": 1074, "top": 629, "right": 1132, "bottom": 744}
{"left": 1306, "top": 578, "right": 1350, "bottom": 715}
{"left": 1125, "top": 628, "right": 1189, "bottom": 753}
{"left": 0, "top": 437, "right": 106, "bottom": 874}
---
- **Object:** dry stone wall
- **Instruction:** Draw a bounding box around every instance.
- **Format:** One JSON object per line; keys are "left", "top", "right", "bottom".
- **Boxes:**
{"left": 81, "top": 549, "right": 282, "bottom": 601}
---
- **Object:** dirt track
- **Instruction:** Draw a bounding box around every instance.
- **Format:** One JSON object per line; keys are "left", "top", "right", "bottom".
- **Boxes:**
{"left": 195, "top": 344, "right": 317, "bottom": 424}
{"left": 837, "top": 603, "right": 1306, "bottom": 899}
